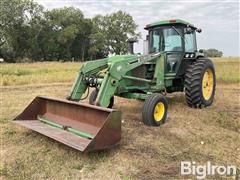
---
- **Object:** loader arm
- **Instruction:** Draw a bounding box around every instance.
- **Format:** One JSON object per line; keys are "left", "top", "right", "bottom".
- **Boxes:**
{"left": 68, "top": 52, "right": 162, "bottom": 107}
{"left": 96, "top": 53, "right": 162, "bottom": 107}
{"left": 68, "top": 58, "right": 109, "bottom": 101}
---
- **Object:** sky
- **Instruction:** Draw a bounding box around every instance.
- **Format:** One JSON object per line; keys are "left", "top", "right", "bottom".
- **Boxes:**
{"left": 35, "top": 0, "right": 240, "bottom": 56}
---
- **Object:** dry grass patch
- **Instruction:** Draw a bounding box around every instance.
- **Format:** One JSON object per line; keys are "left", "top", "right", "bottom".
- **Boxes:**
{"left": 1, "top": 82, "right": 239, "bottom": 179}
{"left": 1, "top": 57, "right": 240, "bottom": 179}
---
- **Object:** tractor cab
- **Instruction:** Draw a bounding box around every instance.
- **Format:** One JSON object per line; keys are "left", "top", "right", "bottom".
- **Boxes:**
{"left": 145, "top": 19, "right": 201, "bottom": 76}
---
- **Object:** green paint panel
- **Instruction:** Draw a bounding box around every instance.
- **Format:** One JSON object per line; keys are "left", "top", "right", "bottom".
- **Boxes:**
{"left": 38, "top": 115, "right": 63, "bottom": 129}
{"left": 145, "top": 19, "right": 195, "bottom": 29}
{"left": 37, "top": 115, "right": 94, "bottom": 139}
{"left": 67, "top": 128, "right": 94, "bottom": 139}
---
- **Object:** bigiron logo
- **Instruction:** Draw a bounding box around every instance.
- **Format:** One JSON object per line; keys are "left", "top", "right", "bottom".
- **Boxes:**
{"left": 180, "top": 161, "right": 237, "bottom": 179}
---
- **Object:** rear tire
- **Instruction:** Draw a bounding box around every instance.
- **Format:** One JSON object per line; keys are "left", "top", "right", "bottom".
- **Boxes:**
{"left": 142, "top": 93, "right": 168, "bottom": 126}
{"left": 184, "top": 58, "right": 216, "bottom": 108}
{"left": 89, "top": 89, "right": 114, "bottom": 108}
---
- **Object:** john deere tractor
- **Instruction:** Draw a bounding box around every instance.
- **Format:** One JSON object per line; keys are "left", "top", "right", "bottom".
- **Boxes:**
{"left": 14, "top": 19, "right": 216, "bottom": 152}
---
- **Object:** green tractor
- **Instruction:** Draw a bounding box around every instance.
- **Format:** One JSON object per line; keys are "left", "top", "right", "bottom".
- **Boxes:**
{"left": 14, "top": 19, "right": 216, "bottom": 152}
{"left": 67, "top": 19, "right": 216, "bottom": 124}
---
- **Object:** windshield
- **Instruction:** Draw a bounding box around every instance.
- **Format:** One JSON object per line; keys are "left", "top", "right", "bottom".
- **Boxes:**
{"left": 149, "top": 27, "right": 183, "bottom": 53}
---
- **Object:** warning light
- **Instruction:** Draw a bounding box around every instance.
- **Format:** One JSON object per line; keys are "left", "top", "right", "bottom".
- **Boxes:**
{"left": 169, "top": 19, "right": 176, "bottom": 23}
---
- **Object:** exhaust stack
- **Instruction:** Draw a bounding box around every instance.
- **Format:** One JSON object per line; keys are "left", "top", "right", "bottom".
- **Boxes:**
{"left": 127, "top": 38, "right": 138, "bottom": 54}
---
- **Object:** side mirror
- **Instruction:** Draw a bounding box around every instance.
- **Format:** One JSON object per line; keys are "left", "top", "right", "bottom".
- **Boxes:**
{"left": 199, "top": 49, "right": 204, "bottom": 53}
{"left": 185, "top": 27, "right": 193, "bottom": 34}
{"left": 196, "top": 28, "right": 202, "bottom": 33}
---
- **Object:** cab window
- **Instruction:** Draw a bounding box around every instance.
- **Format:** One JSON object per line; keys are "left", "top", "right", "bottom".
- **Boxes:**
{"left": 162, "top": 27, "right": 183, "bottom": 52}
{"left": 184, "top": 30, "right": 197, "bottom": 52}
{"left": 150, "top": 29, "right": 161, "bottom": 53}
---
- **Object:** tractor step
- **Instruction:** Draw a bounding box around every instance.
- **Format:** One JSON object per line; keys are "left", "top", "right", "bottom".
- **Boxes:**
{"left": 13, "top": 96, "right": 121, "bottom": 152}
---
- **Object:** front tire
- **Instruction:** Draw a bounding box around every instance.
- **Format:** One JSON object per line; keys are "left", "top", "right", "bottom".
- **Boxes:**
{"left": 89, "top": 89, "right": 114, "bottom": 108}
{"left": 185, "top": 58, "right": 216, "bottom": 108}
{"left": 142, "top": 93, "right": 168, "bottom": 126}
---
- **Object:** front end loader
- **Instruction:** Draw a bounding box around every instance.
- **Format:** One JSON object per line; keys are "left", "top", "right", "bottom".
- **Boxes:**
{"left": 14, "top": 19, "right": 216, "bottom": 152}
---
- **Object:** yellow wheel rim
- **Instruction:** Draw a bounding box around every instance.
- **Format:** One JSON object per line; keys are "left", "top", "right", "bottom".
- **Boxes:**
{"left": 154, "top": 102, "right": 165, "bottom": 121}
{"left": 202, "top": 68, "right": 214, "bottom": 100}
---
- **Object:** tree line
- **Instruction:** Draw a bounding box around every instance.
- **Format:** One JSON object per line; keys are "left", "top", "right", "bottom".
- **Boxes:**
{"left": 203, "top": 49, "right": 223, "bottom": 58}
{"left": 0, "top": 0, "right": 140, "bottom": 62}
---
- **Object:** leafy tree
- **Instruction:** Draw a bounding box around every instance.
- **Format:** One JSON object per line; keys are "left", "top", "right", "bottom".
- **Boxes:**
{"left": 0, "top": 2, "right": 140, "bottom": 62}
{"left": 70, "top": 18, "right": 93, "bottom": 61}
{"left": 44, "top": 7, "right": 84, "bottom": 60}
{"left": 203, "top": 48, "right": 223, "bottom": 57}
{"left": 88, "top": 15, "right": 109, "bottom": 59}
{"left": 93, "top": 11, "right": 140, "bottom": 55}
{"left": 0, "top": 0, "right": 44, "bottom": 62}
{"left": 107, "top": 11, "right": 140, "bottom": 54}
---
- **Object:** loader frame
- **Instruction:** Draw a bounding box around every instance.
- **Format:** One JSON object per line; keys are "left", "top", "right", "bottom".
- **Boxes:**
{"left": 68, "top": 53, "right": 168, "bottom": 106}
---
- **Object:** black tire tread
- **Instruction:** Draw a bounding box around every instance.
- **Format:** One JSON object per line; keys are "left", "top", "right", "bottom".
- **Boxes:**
{"left": 142, "top": 93, "right": 168, "bottom": 126}
{"left": 89, "top": 89, "right": 114, "bottom": 108}
{"left": 184, "top": 58, "right": 216, "bottom": 108}
{"left": 89, "top": 89, "right": 98, "bottom": 105}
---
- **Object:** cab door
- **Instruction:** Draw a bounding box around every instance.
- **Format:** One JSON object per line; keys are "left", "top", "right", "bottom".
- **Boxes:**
{"left": 161, "top": 26, "right": 184, "bottom": 75}
{"left": 175, "top": 27, "right": 198, "bottom": 77}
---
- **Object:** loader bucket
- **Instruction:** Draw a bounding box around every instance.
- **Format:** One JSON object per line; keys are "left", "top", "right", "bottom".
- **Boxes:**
{"left": 13, "top": 96, "right": 121, "bottom": 152}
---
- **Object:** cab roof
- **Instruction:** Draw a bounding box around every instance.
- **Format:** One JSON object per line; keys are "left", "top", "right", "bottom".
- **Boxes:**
{"left": 144, "top": 19, "right": 196, "bottom": 30}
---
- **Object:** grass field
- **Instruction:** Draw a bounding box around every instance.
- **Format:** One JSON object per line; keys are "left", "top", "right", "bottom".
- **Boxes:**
{"left": 1, "top": 57, "right": 239, "bottom": 86}
{"left": 1, "top": 57, "right": 240, "bottom": 179}
{"left": 0, "top": 62, "right": 78, "bottom": 86}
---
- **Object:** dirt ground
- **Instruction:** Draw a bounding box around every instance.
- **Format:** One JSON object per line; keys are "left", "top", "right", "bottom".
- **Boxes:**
{"left": 1, "top": 82, "right": 240, "bottom": 179}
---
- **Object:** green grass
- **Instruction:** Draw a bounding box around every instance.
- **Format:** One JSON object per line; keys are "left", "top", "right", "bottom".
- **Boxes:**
{"left": 1, "top": 57, "right": 239, "bottom": 86}
{"left": 212, "top": 57, "right": 240, "bottom": 83}
{"left": 0, "top": 62, "right": 80, "bottom": 86}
